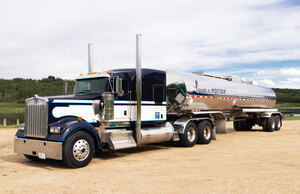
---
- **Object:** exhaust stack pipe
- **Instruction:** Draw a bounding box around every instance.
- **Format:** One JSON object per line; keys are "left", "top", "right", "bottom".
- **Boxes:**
{"left": 136, "top": 34, "right": 142, "bottom": 145}
{"left": 88, "top": 43, "right": 93, "bottom": 72}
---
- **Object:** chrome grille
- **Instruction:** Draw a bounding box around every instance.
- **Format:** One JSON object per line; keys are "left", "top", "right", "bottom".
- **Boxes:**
{"left": 24, "top": 96, "right": 48, "bottom": 138}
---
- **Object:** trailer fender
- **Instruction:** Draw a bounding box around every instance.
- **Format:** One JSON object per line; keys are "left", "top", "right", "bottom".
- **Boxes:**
{"left": 173, "top": 117, "right": 212, "bottom": 134}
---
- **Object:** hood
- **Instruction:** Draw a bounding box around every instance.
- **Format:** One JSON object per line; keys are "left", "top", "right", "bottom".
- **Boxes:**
{"left": 41, "top": 93, "right": 103, "bottom": 102}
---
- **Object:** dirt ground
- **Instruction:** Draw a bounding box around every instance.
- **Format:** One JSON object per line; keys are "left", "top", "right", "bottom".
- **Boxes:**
{"left": 0, "top": 121, "right": 299, "bottom": 193}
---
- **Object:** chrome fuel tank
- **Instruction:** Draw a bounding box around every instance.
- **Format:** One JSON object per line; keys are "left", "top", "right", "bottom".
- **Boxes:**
{"left": 166, "top": 70, "right": 276, "bottom": 114}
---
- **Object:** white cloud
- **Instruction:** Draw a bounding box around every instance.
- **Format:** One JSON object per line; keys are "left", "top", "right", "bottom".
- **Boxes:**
{"left": 258, "top": 79, "right": 276, "bottom": 87}
{"left": 281, "top": 68, "right": 300, "bottom": 76}
{"left": 0, "top": 0, "right": 299, "bottom": 90}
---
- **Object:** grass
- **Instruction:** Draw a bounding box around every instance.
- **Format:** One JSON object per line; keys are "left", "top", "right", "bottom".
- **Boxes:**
{"left": 283, "top": 116, "right": 300, "bottom": 120}
{"left": 0, "top": 103, "right": 25, "bottom": 114}
{"left": 275, "top": 102, "right": 300, "bottom": 107}
{"left": 0, "top": 125, "right": 17, "bottom": 129}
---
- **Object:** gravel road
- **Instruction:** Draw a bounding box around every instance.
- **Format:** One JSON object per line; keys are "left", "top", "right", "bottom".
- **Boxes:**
{"left": 0, "top": 121, "right": 299, "bottom": 193}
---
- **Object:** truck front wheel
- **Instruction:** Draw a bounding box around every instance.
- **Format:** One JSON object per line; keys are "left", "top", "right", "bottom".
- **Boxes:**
{"left": 179, "top": 122, "right": 198, "bottom": 147}
{"left": 63, "top": 131, "right": 95, "bottom": 168}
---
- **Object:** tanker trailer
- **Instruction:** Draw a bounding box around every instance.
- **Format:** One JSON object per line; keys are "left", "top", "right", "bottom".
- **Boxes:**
{"left": 165, "top": 70, "right": 282, "bottom": 132}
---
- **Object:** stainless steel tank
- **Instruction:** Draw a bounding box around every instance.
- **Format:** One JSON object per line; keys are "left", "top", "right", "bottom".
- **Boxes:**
{"left": 166, "top": 70, "right": 276, "bottom": 114}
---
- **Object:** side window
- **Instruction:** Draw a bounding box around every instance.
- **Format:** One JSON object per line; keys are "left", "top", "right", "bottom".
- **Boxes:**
{"left": 122, "top": 79, "right": 128, "bottom": 95}
{"left": 153, "top": 85, "right": 164, "bottom": 104}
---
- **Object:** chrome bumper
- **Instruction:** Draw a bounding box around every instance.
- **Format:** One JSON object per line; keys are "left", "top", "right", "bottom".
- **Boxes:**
{"left": 14, "top": 137, "right": 63, "bottom": 160}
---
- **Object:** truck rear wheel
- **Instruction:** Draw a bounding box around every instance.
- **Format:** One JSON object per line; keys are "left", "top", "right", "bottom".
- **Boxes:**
{"left": 63, "top": 131, "right": 95, "bottom": 168}
{"left": 179, "top": 122, "right": 198, "bottom": 147}
{"left": 197, "top": 120, "right": 212, "bottom": 144}
{"left": 274, "top": 115, "right": 282, "bottom": 131}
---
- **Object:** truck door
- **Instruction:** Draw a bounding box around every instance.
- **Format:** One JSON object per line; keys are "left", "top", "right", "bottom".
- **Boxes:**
{"left": 113, "top": 79, "right": 131, "bottom": 123}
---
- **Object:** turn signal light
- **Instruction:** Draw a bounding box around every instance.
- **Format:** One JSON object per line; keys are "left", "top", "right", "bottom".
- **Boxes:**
{"left": 77, "top": 117, "right": 83, "bottom": 122}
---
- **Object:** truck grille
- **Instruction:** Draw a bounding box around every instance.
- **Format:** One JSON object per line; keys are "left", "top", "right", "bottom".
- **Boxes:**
{"left": 24, "top": 97, "right": 48, "bottom": 138}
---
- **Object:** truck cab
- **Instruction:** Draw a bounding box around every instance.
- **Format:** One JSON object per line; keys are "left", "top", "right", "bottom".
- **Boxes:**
{"left": 15, "top": 69, "right": 201, "bottom": 168}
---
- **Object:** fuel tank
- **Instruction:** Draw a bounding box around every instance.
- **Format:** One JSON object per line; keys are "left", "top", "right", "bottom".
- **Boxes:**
{"left": 166, "top": 70, "right": 276, "bottom": 114}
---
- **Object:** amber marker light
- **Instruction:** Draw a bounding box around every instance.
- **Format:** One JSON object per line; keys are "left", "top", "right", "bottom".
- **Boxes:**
{"left": 87, "top": 72, "right": 97, "bottom": 75}
{"left": 77, "top": 117, "right": 83, "bottom": 122}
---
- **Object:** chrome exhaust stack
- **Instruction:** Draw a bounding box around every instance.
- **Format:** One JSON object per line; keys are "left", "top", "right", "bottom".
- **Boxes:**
{"left": 136, "top": 34, "right": 142, "bottom": 145}
{"left": 88, "top": 43, "right": 93, "bottom": 73}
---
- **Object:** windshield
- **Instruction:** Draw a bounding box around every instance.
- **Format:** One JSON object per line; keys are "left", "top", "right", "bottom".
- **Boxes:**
{"left": 74, "top": 78, "right": 108, "bottom": 95}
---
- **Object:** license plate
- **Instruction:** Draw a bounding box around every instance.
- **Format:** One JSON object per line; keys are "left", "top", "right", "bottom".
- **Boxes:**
{"left": 38, "top": 152, "right": 46, "bottom": 159}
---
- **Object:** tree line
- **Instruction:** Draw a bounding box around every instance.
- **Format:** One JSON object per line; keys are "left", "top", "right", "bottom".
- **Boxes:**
{"left": 0, "top": 76, "right": 75, "bottom": 103}
{"left": 272, "top": 88, "right": 300, "bottom": 103}
{"left": 0, "top": 77, "right": 299, "bottom": 103}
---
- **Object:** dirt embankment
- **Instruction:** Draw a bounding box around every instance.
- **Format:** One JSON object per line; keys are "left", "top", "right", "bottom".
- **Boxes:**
{"left": 0, "top": 121, "right": 300, "bottom": 193}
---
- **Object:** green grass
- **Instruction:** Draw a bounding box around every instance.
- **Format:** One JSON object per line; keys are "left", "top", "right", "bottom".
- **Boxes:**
{"left": 283, "top": 116, "right": 300, "bottom": 120}
{"left": 0, "top": 125, "right": 17, "bottom": 129}
{"left": 0, "top": 103, "right": 25, "bottom": 114}
{"left": 275, "top": 102, "right": 300, "bottom": 107}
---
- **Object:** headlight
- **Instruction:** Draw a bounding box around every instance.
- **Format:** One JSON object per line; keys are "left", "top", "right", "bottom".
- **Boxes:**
{"left": 18, "top": 124, "right": 25, "bottom": 131}
{"left": 50, "top": 126, "right": 61, "bottom": 134}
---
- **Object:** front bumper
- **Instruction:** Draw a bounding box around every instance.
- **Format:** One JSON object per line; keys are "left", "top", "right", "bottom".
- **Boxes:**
{"left": 14, "top": 137, "right": 63, "bottom": 160}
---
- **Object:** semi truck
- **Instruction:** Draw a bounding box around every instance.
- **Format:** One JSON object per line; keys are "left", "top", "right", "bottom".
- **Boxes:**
{"left": 14, "top": 35, "right": 282, "bottom": 168}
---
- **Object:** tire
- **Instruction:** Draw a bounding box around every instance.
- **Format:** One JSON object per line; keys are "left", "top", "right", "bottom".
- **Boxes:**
{"left": 265, "top": 116, "right": 275, "bottom": 132}
{"left": 274, "top": 115, "right": 282, "bottom": 131}
{"left": 63, "top": 131, "right": 95, "bottom": 168}
{"left": 179, "top": 122, "right": 198, "bottom": 147}
{"left": 233, "top": 120, "right": 242, "bottom": 131}
{"left": 262, "top": 118, "right": 268, "bottom": 131}
{"left": 234, "top": 119, "right": 252, "bottom": 131}
{"left": 24, "top": 154, "right": 39, "bottom": 161}
{"left": 197, "top": 120, "right": 212, "bottom": 144}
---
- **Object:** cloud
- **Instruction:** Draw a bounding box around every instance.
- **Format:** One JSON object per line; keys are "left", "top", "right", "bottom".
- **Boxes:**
{"left": 281, "top": 68, "right": 300, "bottom": 76}
{"left": 0, "top": 0, "right": 300, "bottom": 89}
{"left": 258, "top": 79, "right": 276, "bottom": 87}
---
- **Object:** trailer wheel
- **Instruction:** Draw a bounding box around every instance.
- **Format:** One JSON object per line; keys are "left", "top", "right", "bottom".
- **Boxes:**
{"left": 179, "top": 122, "right": 198, "bottom": 147}
{"left": 63, "top": 131, "right": 95, "bottom": 168}
{"left": 234, "top": 119, "right": 252, "bottom": 131}
{"left": 233, "top": 120, "right": 242, "bottom": 131}
{"left": 274, "top": 115, "right": 282, "bottom": 131}
{"left": 24, "top": 154, "right": 39, "bottom": 161}
{"left": 197, "top": 120, "right": 212, "bottom": 144}
{"left": 264, "top": 116, "right": 275, "bottom": 132}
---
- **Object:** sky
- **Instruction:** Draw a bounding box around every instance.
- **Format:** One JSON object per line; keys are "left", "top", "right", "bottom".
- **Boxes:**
{"left": 0, "top": 0, "right": 300, "bottom": 89}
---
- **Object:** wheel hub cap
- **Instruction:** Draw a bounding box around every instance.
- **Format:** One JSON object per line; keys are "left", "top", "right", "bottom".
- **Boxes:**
{"left": 187, "top": 127, "right": 196, "bottom": 142}
{"left": 73, "top": 139, "right": 90, "bottom": 161}
{"left": 204, "top": 126, "right": 211, "bottom": 140}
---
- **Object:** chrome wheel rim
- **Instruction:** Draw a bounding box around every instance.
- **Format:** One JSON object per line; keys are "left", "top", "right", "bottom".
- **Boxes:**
{"left": 187, "top": 127, "right": 196, "bottom": 142}
{"left": 277, "top": 120, "right": 281, "bottom": 128}
{"left": 73, "top": 139, "right": 90, "bottom": 161}
{"left": 204, "top": 125, "right": 211, "bottom": 140}
{"left": 271, "top": 119, "right": 275, "bottom": 129}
